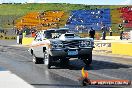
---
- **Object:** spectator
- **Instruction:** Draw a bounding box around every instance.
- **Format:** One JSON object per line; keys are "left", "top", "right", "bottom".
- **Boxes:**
{"left": 118, "top": 24, "right": 124, "bottom": 40}
{"left": 16, "top": 29, "right": 20, "bottom": 44}
{"left": 4, "top": 30, "right": 7, "bottom": 35}
{"left": 15, "top": 29, "right": 19, "bottom": 35}
{"left": 109, "top": 27, "right": 113, "bottom": 36}
{"left": 0, "top": 29, "right": 4, "bottom": 33}
{"left": 19, "top": 31, "right": 23, "bottom": 44}
{"left": 89, "top": 27, "right": 95, "bottom": 39}
{"left": 23, "top": 31, "right": 26, "bottom": 37}
{"left": 101, "top": 25, "right": 107, "bottom": 40}
{"left": 31, "top": 31, "right": 36, "bottom": 37}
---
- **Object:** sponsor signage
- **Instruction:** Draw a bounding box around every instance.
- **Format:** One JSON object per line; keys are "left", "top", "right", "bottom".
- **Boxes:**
{"left": 94, "top": 43, "right": 111, "bottom": 47}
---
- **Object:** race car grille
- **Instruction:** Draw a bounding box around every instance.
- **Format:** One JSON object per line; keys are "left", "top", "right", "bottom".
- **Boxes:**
{"left": 62, "top": 40, "right": 80, "bottom": 48}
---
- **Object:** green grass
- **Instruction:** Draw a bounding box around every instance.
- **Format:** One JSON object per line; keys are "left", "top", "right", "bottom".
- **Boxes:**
{"left": 0, "top": 3, "right": 91, "bottom": 16}
{"left": 0, "top": 3, "right": 125, "bottom": 28}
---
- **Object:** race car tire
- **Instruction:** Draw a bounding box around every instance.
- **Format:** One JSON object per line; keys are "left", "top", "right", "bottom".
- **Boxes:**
{"left": 44, "top": 51, "right": 52, "bottom": 69}
{"left": 60, "top": 58, "right": 69, "bottom": 67}
{"left": 32, "top": 54, "right": 43, "bottom": 64}
{"left": 82, "top": 52, "right": 92, "bottom": 66}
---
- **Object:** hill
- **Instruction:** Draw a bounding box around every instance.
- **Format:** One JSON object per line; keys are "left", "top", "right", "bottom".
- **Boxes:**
{"left": 0, "top": 3, "right": 124, "bottom": 28}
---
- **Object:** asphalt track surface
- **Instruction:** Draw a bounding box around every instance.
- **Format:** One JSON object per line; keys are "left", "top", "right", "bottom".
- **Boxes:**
{"left": 0, "top": 40, "right": 132, "bottom": 88}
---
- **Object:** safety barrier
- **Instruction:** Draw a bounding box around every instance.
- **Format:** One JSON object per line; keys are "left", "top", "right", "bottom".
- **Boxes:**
{"left": 22, "top": 37, "right": 132, "bottom": 56}
{"left": 94, "top": 40, "right": 132, "bottom": 56}
{"left": 112, "top": 42, "right": 132, "bottom": 56}
{"left": 94, "top": 41, "right": 112, "bottom": 53}
{"left": 0, "top": 33, "right": 16, "bottom": 40}
{"left": 100, "top": 36, "right": 120, "bottom": 40}
{"left": 22, "top": 37, "right": 34, "bottom": 45}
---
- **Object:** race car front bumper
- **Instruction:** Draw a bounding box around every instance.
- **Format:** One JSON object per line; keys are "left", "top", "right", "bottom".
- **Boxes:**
{"left": 49, "top": 47, "right": 93, "bottom": 58}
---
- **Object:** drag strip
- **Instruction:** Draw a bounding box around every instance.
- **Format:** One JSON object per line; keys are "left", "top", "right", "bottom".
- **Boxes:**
{"left": 0, "top": 44, "right": 132, "bottom": 88}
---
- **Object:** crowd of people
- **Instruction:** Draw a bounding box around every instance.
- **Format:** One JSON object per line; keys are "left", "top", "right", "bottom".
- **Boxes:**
{"left": 2, "top": 22, "right": 125, "bottom": 45}
{"left": 14, "top": 22, "right": 126, "bottom": 45}
{"left": 15, "top": 28, "right": 37, "bottom": 44}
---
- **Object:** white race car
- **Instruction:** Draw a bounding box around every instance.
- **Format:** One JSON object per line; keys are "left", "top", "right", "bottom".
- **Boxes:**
{"left": 29, "top": 28, "right": 94, "bottom": 69}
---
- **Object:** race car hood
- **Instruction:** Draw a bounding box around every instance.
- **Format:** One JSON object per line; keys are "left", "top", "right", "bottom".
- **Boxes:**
{"left": 48, "top": 33, "right": 93, "bottom": 43}
{"left": 58, "top": 33, "right": 93, "bottom": 41}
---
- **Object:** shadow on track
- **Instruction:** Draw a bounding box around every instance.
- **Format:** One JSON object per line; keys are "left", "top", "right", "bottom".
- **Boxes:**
{"left": 31, "top": 83, "right": 126, "bottom": 88}
{"left": 31, "top": 83, "right": 81, "bottom": 87}
{"left": 88, "top": 60, "right": 131, "bottom": 70}
{"left": 52, "top": 59, "right": 132, "bottom": 71}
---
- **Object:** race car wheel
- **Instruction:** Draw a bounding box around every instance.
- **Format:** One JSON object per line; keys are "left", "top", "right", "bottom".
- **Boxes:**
{"left": 32, "top": 54, "right": 43, "bottom": 64}
{"left": 60, "top": 58, "right": 69, "bottom": 67}
{"left": 82, "top": 52, "right": 92, "bottom": 66}
{"left": 44, "top": 51, "right": 52, "bottom": 69}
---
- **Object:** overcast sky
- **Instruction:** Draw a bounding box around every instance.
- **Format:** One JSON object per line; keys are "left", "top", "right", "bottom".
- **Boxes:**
{"left": 0, "top": 0, "right": 132, "bottom": 5}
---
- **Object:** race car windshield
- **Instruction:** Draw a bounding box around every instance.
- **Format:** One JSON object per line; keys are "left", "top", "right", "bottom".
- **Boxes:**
{"left": 44, "top": 29, "right": 70, "bottom": 39}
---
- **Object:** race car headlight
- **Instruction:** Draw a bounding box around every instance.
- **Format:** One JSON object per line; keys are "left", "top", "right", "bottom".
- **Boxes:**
{"left": 51, "top": 41, "right": 63, "bottom": 48}
{"left": 79, "top": 41, "right": 90, "bottom": 47}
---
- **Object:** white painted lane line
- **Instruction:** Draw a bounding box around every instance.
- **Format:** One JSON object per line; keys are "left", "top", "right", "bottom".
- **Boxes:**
{"left": 0, "top": 70, "right": 34, "bottom": 88}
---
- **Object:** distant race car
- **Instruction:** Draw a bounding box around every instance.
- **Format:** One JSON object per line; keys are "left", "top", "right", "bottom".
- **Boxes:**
{"left": 29, "top": 28, "right": 94, "bottom": 69}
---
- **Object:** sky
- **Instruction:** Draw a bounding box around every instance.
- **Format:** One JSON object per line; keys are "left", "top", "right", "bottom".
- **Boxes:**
{"left": 0, "top": 0, "right": 132, "bottom": 5}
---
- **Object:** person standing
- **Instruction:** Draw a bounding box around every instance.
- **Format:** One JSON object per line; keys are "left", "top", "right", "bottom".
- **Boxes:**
{"left": 31, "top": 31, "right": 36, "bottom": 37}
{"left": 23, "top": 31, "right": 26, "bottom": 37}
{"left": 109, "top": 27, "right": 113, "bottom": 36}
{"left": 118, "top": 24, "right": 124, "bottom": 40}
{"left": 16, "top": 29, "right": 20, "bottom": 44}
{"left": 101, "top": 25, "right": 107, "bottom": 40}
{"left": 89, "top": 27, "right": 95, "bottom": 39}
{"left": 19, "top": 31, "right": 23, "bottom": 44}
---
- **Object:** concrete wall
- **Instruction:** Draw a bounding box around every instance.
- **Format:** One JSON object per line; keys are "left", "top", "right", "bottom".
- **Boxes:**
{"left": 94, "top": 42, "right": 112, "bottom": 53}
{"left": 22, "top": 37, "right": 34, "bottom": 45}
{"left": 94, "top": 40, "right": 132, "bottom": 56}
{"left": 112, "top": 42, "right": 132, "bottom": 56}
{"left": 22, "top": 37, "right": 132, "bottom": 56}
{"left": 0, "top": 33, "right": 16, "bottom": 40}
{"left": 130, "top": 31, "right": 132, "bottom": 40}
